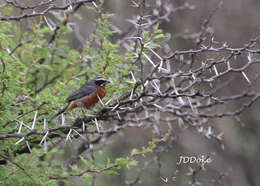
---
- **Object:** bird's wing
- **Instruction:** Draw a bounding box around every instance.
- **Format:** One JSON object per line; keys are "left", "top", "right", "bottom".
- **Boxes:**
{"left": 66, "top": 82, "right": 97, "bottom": 103}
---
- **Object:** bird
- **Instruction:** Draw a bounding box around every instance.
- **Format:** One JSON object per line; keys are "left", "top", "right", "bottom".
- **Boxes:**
{"left": 49, "top": 77, "right": 110, "bottom": 122}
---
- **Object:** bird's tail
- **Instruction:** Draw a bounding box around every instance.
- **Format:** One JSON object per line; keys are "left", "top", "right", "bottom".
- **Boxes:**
{"left": 49, "top": 104, "right": 70, "bottom": 122}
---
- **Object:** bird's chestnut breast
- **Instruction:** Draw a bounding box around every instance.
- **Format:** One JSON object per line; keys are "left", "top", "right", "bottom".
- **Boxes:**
{"left": 82, "top": 86, "right": 106, "bottom": 108}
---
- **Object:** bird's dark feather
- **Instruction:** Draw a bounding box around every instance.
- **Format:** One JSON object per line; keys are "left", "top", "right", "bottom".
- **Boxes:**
{"left": 65, "top": 80, "right": 97, "bottom": 103}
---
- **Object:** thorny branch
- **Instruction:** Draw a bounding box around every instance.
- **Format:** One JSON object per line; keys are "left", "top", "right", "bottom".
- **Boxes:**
{"left": 0, "top": 0, "right": 259, "bottom": 159}
{"left": 1, "top": 0, "right": 260, "bottom": 185}
{"left": 0, "top": 0, "right": 95, "bottom": 21}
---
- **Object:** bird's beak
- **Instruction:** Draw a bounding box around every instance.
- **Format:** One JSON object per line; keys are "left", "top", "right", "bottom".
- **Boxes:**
{"left": 105, "top": 80, "right": 111, "bottom": 85}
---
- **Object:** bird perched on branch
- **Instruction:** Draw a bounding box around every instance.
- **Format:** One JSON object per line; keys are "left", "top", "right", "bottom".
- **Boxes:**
{"left": 49, "top": 77, "right": 110, "bottom": 122}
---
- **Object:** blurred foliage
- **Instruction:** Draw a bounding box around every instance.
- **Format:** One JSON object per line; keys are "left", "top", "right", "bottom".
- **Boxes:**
{"left": 0, "top": 1, "right": 166, "bottom": 185}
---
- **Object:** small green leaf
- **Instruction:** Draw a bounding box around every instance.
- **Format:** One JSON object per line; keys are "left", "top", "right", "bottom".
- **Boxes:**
{"left": 103, "top": 170, "right": 120, "bottom": 176}
{"left": 128, "top": 159, "right": 138, "bottom": 167}
{"left": 154, "top": 33, "right": 165, "bottom": 40}
{"left": 131, "top": 148, "right": 140, "bottom": 156}
{"left": 80, "top": 156, "right": 88, "bottom": 166}
{"left": 115, "top": 158, "right": 127, "bottom": 166}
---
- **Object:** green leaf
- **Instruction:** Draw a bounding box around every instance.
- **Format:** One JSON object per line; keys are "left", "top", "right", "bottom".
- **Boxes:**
{"left": 154, "top": 33, "right": 165, "bottom": 40}
{"left": 80, "top": 156, "right": 88, "bottom": 166}
{"left": 115, "top": 158, "right": 127, "bottom": 166}
{"left": 103, "top": 170, "right": 120, "bottom": 176}
{"left": 128, "top": 159, "right": 138, "bottom": 167}
{"left": 131, "top": 148, "right": 140, "bottom": 156}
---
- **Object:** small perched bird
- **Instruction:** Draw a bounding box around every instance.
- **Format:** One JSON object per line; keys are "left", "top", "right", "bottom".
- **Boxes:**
{"left": 49, "top": 77, "right": 110, "bottom": 122}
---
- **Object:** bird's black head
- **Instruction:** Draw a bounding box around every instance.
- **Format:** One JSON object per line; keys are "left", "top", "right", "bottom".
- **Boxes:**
{"left": 94, "top": 78, "right": 110, "bottom": 86}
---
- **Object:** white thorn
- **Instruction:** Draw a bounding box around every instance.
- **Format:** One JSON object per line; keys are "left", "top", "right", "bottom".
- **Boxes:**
{"left": 160, "top": 177, "right": 168, "bottom": 183}
{"left": 166, "top": 60, "right": 171, "bottom": 72}
{"left": 192, "top": 74, "right": 196, "bottom": 80}
{"left": 153, "top": 103, "right": 163, "bottom": 110}
{"left": 151, "top": 80, "right": 161, "bottom": 94}
{"left": 105, "top": 98, "right": 112, "bottom": 105}
{"left": 61, "top": 113, "right": 65, "bottom": 125}
{"left": 213, "top": 65, "right": 219, "bottom": 76}
{"left": 171, "top": 78, "right": 178, "bottom": 95}
{"left": 178, "top": 97, "right": 185, "bottom": 105}
{"left": 130, "top": 89, "right": 134, "bottom": 100}
{"left": 82, "top": 122, "right": 85, "bottom": 132}
{"left": 144, "top": 80, "right": 149, "bottom": 87}
{"left": 227, "top": 61, "right": 231, "bottom": 70}
{"left": 21, "top": 122, "right": 32, "bottom": 131}
{"left": 43, "top": 16, "right": 56, "bottom": 31}
{"left": 112, "top": 104, "right": 119, "bottom": 111}
{"left": 94, "top": 118, "right": 100, "bottom": 133}
{"left": 6, "top": 48, "right": 11, "bottom": 54}
{"left": 125, "top": 36, "right": 143, "bottom": 41}
{"left": 248, "top": 53, "right": 252, "bottom": 63}
{"left": 131, "top": 0, "right": 139, "bottom": 7}
{"left": 66, "top": 129, "right": 72, "bottom": 142}
{"left": 180, "top": 55, "right": 184, "bottom": 61}
{"left": 18, "top": 122, "right": 23, "bottom": 134}
{"left": 217, "top": 132, "right": 224, "bottom": 140}
{"left": 148, "top": 48, "right": 163, "bottom": 60}
{"left": 145, "top": 110, "right": 149, "bottom": 117}
{"left": 241, "top": 71, "right": 251, "bottom": 85}
{"left": 153, "top": 124, "right": 160, "bottom": 134}
{"left": 40, "top": 131, "right": 49, "bottom": 146}
{"left": 187, "top": 97, "right": 195, "bottom": 112}
{"left": 116, "top": 111, "right": 121, "bottom": 120}
{"left": 205, "top": 126, "right": 213, "bottom": 139}
{"left": 198, "top": 126, "right": 204, "bottom": 133}
{"left": 167, "top": 122, "right": 172, "bottom": 130}
{"left": 92, "top": 1, "right": 98, "bottom": 8}
{"left": 158, "top": 60, "right": 164, "bottom": 72}
{"left": 73, "top": 129, "right": 86, "bottom": 141}
{"left": 15, "top": 137, "right": 25, "bottom": 145}
{"left": 68, "top": 5, "right": 73, "bottom": 11}
{"left": 44, "top": 118, "right": 47, "bottom": 130}
{"left": 130, "top": 71, "right": 136, "bottom": 83}
{"left": 97, "top": 95, "right": 104, "bottom": 106}
{"left": 26, "top": 141, "right": 32, "bottom": 153}
{"left": 178, "top": 118, "right": 184, "bottom": 127}
{"left": 160, "top": 68, "right": 170, "bottom": 73}
{"left": 143, "top": 52, "right": 156, "bottom": 67}
{"left": 31, "top": 111, "right": 38, "bottom": 129}
{"left": 126, "top": 80, "right": 136, "bottom": 84}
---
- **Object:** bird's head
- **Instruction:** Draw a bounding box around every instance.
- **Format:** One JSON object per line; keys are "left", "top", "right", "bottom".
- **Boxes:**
{"left": 94, "top": 77, "right": 110, "bottom": 87}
